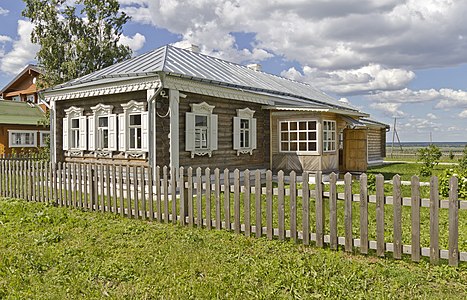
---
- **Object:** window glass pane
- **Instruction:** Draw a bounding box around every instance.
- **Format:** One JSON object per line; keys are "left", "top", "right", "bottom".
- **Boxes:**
{"left": 299, "top": 132, "right": 307, "bottom": 140}
{"left": 299, "top": 142, "right": 307, "bottom": 151}
{"left": 240, "top": 119, "right": 249, "bottom": 129}
{"left": 308, "top": 121, "right": 316, "bottom": 130}
{"left": 195, "top": 115, "right": 207, "bottom": 127}
{"left": 71, "top": 118, "right": 79, "bottom": 129}
{"left": 308, "top": 132, "right": 316, "bottom": 140}
{"left": 290, "top": 142, "right": 297, "bottom": 151}
{"left": 281, "top": 132, "right": 288, "bottom": 141}
{"left": 290, "top": 122, "right": 297, "bottom": 130}
{"left": 290, "top": 132, "right": 297, "bottom": 141}
{"left": 281, "top": 142, "right": 288, "bottom": 151}
{"left": 308, "top": 142, "right": 317, "bottom": 151}
{"left": 98, "top": 116, "right": 108, "bottom": 127}
{"left": 244, "top": 131, "right": 250, "bottom": 148}
{"left": 299, "top": 122, "right": 306, "bottom": 130}
{"left": 130, "top": 114, "right": 142, "bottom": 126}
{"left": 280, "top": 122, "right": 288, "bottom": 131}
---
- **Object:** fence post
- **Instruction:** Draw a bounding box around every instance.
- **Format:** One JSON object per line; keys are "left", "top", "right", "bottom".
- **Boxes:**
{"left": 278, "top": 170, "right": 285, "bottom": 240}
{"left": 302, "top": 172, "right": 310, "bottom": 246}
{"left": 224, "top": 168, "right": 231, "bottom": 231}
{"left": 359, "top": 173, "right": 368, "bottom": 255}
{"left": 430, "top": 176, "right": 439, "bottom": 264}
{"left": 205, "top": 167, "right": 212, "bottom": 230}
{"left": 393, "top": 174, "right": 402, "bottom": 259}
{"left": 178, "top": 167, "right": 184, "bottom": 225}
{"left": 90, "top": 167, "right": 96, "bottom": 211}
{"left": 289, "top": 171, "right": 297, "bottom": 243}
{"left": 316, "top": 171, "right": 324, "bottom": 248}
{"left": 244, "top": 169, "right": 251, "bottom": 237}
{"left": 234, "top": 169, "right": 240, "bottom": 234}
{"left": 266, "top": 170, "right": 273, "bottom": 240}
{"left": 376, "top": 174, "right": 385, "bottom": 257}
{"left": 344, "top": 172, "right": 353, "bottom": 252}
{"left": 411, "top": 175, "right": 421, "bottom": 262}
{"left": 448, "top": 176, "right": 459, "bottom": 267}
{"left": 255, "top": 170, "right": 262, "bottom": 238}
{"left": 329, "top": 172, "right": 338, "bottom": 251}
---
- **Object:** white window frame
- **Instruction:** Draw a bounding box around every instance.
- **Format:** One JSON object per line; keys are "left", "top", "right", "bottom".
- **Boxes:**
{"left": 119, "top": 100, "right": 148, "bottom": 157}
{"left": 12, "top": 95, "right": 21, "bottom": 102}
{"left": 39, "top": 131, "right": 50, "bottom": 147}
{"left": 279, "top": 120, "right": 319, "bottom": 154}
{"left": 233, "top": 108, "right": 257, "bottom": 156}
{"left": 8, "top": 130, "right": 37, "bottom": 147}
{"left": 63, "top": 106, "right": 87, "bottom": 155}
{"left": 90, "top": 103, "right": 117, "bottom": 156}
{"left": 26, "top": 94, "right": 35, "bottom": 103}
{"left": 323, "top": 120, "right": 337, "bottom": 153}
{"left": 185, "top": 102, "right": 218, "bottom": 158}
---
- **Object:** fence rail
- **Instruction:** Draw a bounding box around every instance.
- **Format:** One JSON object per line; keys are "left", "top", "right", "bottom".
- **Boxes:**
{"left": 0, "top": 158, "right": 465, "bottom": 266}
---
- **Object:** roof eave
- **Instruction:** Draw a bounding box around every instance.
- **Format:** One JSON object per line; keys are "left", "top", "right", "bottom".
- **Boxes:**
{"left": 263, "top": 105, "right": 368, "bottom": 117}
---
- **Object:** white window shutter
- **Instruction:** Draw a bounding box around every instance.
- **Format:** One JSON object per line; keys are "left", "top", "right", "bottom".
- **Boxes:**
{"left": 233, "top": 117, "right": 240, "bottom": 150}
{"left": 88, "top": 116, "right": 95, "bottom": 151}
{"left": 185, "top": 112, "right": 195, "bottom": 152}
{"left": 108, "top": 114, "right": 117, "bottom": 151}
{"left": 141, "top": 111, "right": 149, "bottom": 152}
{"left": 210, "top": 114, "right": 218, "bottom": 151}
{"left": 251, "top": 118, "right": 257, "bottom": 150}
{"left": 63, "top": 118, "right": 69, "bottom": 151}
{"left": 118, "top": 114, "right": 126, "bottom": 151}
{"left": 79, "top": 116, "right": 87, "bottom": 150}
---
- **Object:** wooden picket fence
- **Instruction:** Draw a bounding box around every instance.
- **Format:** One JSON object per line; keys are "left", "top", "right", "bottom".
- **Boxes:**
{"left": 0, "top": 158, "right": 465, "bottom": 266}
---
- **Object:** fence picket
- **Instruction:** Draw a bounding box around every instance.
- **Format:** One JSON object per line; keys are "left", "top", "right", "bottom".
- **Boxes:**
{"left": 72, "top": 163, "right": 77, "bottom": 207}
{"left": 359, "top": 173, "right": 368, "bottom": 254}
{"left": 266, "top": 170, "right": 273, "bottom": 240}
{"left": 133, "top": 166, "right": 139, "bottom": 219}
{"left": 430, "top": 176, "right": 440, "bottom": 264}
{"left": 449, "top": 176, "right": 459, "bottom": 267}
{"left": 105, "top": 165, "right": 111, "bottom": 212}
{"left": 255, "top": 170, "right": 262, "bottom": 238}
{"left": 155, "top": 166, "right": 161, "bottom": 221}
{"left": 67, "top": 163, "right": 73, "bottom": 207}
{"left": 244, "top": 169, "right": 251, "bottom": 237}
{"left": 302, "top": 172, "right": 310, "bottom": 245}
{"left": 411, "top": 175, "right": 421, "bottom": 262}
{"left": 290, "top": 171, "right": 297, "bottom": 243}
{"left": 141, "top": 166, "right": 146, "bottom": 219}
{"left": 196, "top": 167, "right": 202, "bottom": 227}
{"left": 205, "top": 168, "right": 211, "bottom": 230}
{"left": 171, "top": 167, "right": 177, "bottom": 224}
{"left": 187, "top": 167, "right": 194, "bottom": 227}
{"left": 344, "top": 172, "right": 353, "bottom": 252}
{"left": 278, "top": 170, "right": 285, "bottom": 240}
{"left": 376, "top": 174, "right": 385, "bottom": 257}
{"left": 126, "top": 165, "right": 131, "bottom": 217}
{"left": 148, "top": 167, "right": 154, "bottom": 221}
{"left": 163, "top": 166, "right": 169, "bottom": 223}
{"left": 224, "top": 169, "right": 231, "bottom": 231}
{"left": 393, "top": 174, "right": 402, "bottom": 259}
{"left": 111, "top": 165, "right": 117, "bottom": 214}
{"left": 330, "top": 172, "right": 338, "bottom": 250}
{"left": 86, "top": 164, "right": 91, "bottom": 210}
{"left": 178, "top": 167, "right": 184, "bottom": 225}
{"left": 214, "top": 168, "right": 221, "bottom": 230}
{"left": 58, "top": 163, "right": 63, "bottom": 206}
{"left": 316, "top": 171, "right": 324, "bottom": 248}
{"left": 234, "top": 169, "right": 240, "bottom": 234}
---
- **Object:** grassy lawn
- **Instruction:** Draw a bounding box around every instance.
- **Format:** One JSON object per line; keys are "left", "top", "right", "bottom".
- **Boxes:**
{"left": 1, "top": 198, "right": 467, "bottom": 299}
{"left": 368, "top": 162, "right": 456, "bottom": 182}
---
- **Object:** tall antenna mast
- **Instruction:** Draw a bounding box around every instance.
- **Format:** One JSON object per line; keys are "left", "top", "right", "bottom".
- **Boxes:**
{"left": 391, "top": 117, "right": 403, "bottom": 158}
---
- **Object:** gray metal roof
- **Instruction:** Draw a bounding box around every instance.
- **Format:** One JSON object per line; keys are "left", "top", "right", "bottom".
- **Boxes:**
{"left": 48, "top": 45, "right": 357, "bottom": 111}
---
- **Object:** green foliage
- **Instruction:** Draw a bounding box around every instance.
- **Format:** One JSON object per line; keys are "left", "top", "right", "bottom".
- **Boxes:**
{"left": 22, "top": 0, "right": 132, "bottom": 88}
{"left": 417, "top": 145, "right": 442, "bottom": 176}
{"left": 449, "top": 150, "right": 455, "bottom": 160}
{"left": 439, "top": 168, "right": 467, "bottom": 199}
{"left": 367, "top": 173, "right": 376, "bottom": 192}
{"left": 458, "top": 146, "right": 467, "bottom": 173}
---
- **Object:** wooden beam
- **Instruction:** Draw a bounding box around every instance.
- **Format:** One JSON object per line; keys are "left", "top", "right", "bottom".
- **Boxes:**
{"left": 169, "top": 89, "right": 180, "bottom": 177}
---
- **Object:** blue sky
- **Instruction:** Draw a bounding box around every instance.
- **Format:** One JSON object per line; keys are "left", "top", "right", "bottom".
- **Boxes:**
{"left": 1, "top": 0, "right": 467, "bottom": 142}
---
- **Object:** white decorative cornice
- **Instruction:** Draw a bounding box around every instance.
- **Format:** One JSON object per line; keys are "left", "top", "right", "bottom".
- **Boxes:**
{"left": 45, "top": 77, "right": 160, "bottom": 102}
{"left": 90, "top": 103, "right": 114, "bottom": 114}
{"left": 122, "top": 100, "right": 146, "bottom": 112}
{"left": 64, "top": 106, "right": 84, "bottom": 117}
{"left": 163, "top": 76, "right": 274, "bottom": 105}
{"left": 236, "top": 107, "right": 255, "bottom": 118}
{"left": 190, "top": 102, "right": 215, "bottom": 114}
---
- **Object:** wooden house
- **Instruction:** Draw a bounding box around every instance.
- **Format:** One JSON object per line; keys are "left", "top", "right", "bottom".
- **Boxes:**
{"left": 0, "top": 65, "right": 48, "bottom": 155}
{"left": 43, "top": 45, "right": 388, "bottom": 175}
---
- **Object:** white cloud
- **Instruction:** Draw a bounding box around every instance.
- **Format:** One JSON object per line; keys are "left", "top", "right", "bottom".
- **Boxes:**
{"left": 426, "top": 113, "right": 438, "bottom": 120}
{"left": 0, "top": 7, "right": 9, "bottom": 16}
{"left": 0, "top": 35, "right": 12, "bottom": 43}
{"left": 369, "top": 102, "right": 404, "bottom": 117}
{"left": 281, "top": 64, "right": 415, "bottom": 95}
{"left": 458, "top": 110, "right": 467, "bottom": 118}
{"left": 0, "top": 21, "right": 39, "bottom": 75}
{"left": 365, "top": 88, "right": 440, "bottom": 103}
{"left": 119, "top": 32, "right": 146, "bottom": 52}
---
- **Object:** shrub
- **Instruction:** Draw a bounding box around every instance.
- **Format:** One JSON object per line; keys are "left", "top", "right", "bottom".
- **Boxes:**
{"left": 458, "top": 145, "right": 467, "bottom": 173}
{"left": 417, "top": 145, "right": 442, "bottom": 176}
{"left": 449, "top": 150, "right": 455, "bottom": 160}
{"left": 439, "top": 168, "right": 467, "bottom": 199}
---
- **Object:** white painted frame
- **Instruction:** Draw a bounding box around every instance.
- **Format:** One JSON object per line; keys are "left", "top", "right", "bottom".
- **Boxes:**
{"left": 39, "top": 131, "right": 50, "bottom": 147}
{"left": 8, "top": 130, "right": 37, "bottom": 147}
{"left": 278, "top": 119, "right": 319, "bottom": 155}
{"left": 233, "top": 108, "right": 257, "bottom": 156}
{"left": 185, "top": 102, "right": 218, "bottom": 158}
{"left": 323, "top": 120, "right": 337, "bottom": 153}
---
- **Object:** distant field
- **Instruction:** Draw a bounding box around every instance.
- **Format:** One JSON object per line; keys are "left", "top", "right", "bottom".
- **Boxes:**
{"left": 386, "top": 142, "right": 466, "bottom": 162}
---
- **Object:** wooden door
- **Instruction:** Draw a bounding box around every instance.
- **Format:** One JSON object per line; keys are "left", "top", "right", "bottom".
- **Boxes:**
{"left": 343, "top": 129, "right": 368, "bottom": 172}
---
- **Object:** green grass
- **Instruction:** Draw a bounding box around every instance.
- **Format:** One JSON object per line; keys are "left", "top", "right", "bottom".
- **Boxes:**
{"left": 1, "top": 198, "right": 466, "bottom": 299}
{"left": 368, "top": 162, "right": 455, "bottom": 182}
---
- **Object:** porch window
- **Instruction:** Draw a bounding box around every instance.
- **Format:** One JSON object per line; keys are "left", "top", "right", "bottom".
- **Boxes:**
{"left": 233, "top": 108, "right": 257, "bottom": 155}
{"left": 63, "top": 106, "right": 87, "bottom": 152}
{"left": 129, "top": 114, "right": 142, "bottom": 150}
{"left": 323, "top": 120, "right": 337, "bottom": 152}
{"left": 39, "top": 131, "right": 50, "bottom": 147}
{"left": 70, "top": 118, "right": 80, "bottom": 149}
{"left": 8, "top": 131, "right": 36, "bottom": 147}
{"left": 185, "top": 102, "right": 218, "bottom": 158}
{"left": 279, "top": 120, "right": 318, "bottom": 153}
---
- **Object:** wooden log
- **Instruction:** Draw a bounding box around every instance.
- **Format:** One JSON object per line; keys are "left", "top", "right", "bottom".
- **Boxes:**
{"left": 244, "top": 169, "right": 251, "bottom": 237}
{"left": 316, "top": 171, "right": 324, "bottom": 248}
{"left": 359, "top": 173, "right": 368, "bottom": 254}
{"left": 255, "top": 170, "right": 262, "bottom": 238}
{"left": 393, "top": 174, "right": 402, "bottom": 259}
{"left": 411, "top": 175, "right": 421, "bottom": 262}
{"left": 266, "top": 170, "right": 273, "bottom": 240}
{"left": 214, "top": 168, "right": 221, "bottom": 230}
{"left": 344, "top": 172, "right": 353, "bottom": 253}
{"left": 205, "top": 168, "right": 212, "bottom": 230}
{"left": 430, "top": 176, "right": 440, "bottom": 264}
{"left": 449, "top": 176, "right": 459, "bottom": 267}
{"left": 163, "top": 166, "right": 169, "bottom": 223}
{"left": 302, "top": 172, "right": 310, "bottom": 246}
{"left": 278, "top": 170, "right": 285, "bottom": 240}
{"left": 234, "top": 169, "right": 241, "bottom": 234}
{"left": 329, "top": 172, "right": 338, "bottom": 250}
{"left": 196, "top": 167, "right": 202, "bottom": 227}
{"left": 224, "top": 168, "right": 231, "bottom": 230}
{"left": 376, "top": 174, "right": 385, "bottom": 257}
{"left": 187, "top": 167, "right": 194, "bottom": 227}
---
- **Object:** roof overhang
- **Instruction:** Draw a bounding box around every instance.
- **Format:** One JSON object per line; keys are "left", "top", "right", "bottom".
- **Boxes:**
{"left": 43, "top": 76, "right": 160, "bottom": 102}
{"left": 262, "top": 105, "right": 369, "bottom": 117}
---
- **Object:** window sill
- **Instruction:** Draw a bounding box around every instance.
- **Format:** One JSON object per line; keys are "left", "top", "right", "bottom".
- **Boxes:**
{"left": 10, "top": 145, "right": 36, "bottom": 148}
{"left": 236, "top": 149, "right": 254, "bottom": 156}
{"left": 190, "top": 149, "right": 213, "bottom": 158}
{"left": 279, "top": 151, "right": 320, "bottom": 156}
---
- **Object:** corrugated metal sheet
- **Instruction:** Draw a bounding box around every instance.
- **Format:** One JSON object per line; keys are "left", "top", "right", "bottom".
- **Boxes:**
{"left": 47, "top": 45, "right": 356, "bottom": 111}
{"left": 0, "top": 100, "right": 46, "bottom": 125}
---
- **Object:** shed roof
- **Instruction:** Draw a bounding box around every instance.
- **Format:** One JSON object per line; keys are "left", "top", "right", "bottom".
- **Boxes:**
{"left": 0, "top": 100, "right": 46, "bottom": 125}
{"left": 47, "top": 45, "right": 357, "bottom": 112}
